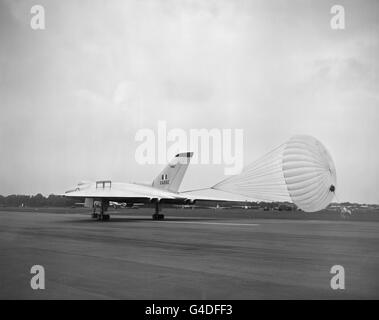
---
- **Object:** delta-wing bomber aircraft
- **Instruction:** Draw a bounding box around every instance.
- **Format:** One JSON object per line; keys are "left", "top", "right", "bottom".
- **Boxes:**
{"left": 65, "top": 135, "right": 337, "bottom": 221}
{"left": 65, "top": 152, "right": 248, "bottom": 221}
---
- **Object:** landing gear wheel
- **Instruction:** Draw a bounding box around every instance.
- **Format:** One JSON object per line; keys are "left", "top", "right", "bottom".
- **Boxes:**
{"left": 152, "top": 213, "right": 164, "bottom": 220}
{"left": 100, "top": 214, "right": 110, "bottom": 221}
{"left": 92, "top": 213, "right": 99, "bottom": 219}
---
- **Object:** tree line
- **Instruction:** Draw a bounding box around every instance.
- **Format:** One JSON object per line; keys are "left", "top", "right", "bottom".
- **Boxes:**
{"left": 0, "top": 194, "right": 76, "bottom": 207}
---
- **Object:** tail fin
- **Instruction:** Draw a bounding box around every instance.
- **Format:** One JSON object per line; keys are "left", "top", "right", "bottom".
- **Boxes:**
{"left": 152, "top": 152, "right": 193, "bottom": 193}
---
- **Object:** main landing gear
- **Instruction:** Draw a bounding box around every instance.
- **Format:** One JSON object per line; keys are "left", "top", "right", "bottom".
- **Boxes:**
{"left": 91, "top": 199, "right": 165, "bottom": 221}
{"left": 92, "top": 200, "right": 110, "bottom": 221}
{"left": 152, "top": 200, "right": 164, "bottom": 220}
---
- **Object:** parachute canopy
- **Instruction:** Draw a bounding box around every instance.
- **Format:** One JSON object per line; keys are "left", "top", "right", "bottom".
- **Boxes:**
{"left": 213, "top": 135, "right": 336, "bottom": 212}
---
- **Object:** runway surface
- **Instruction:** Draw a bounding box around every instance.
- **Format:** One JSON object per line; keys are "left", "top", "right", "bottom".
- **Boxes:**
{"left": 0, "top": 209, "right": 379, "bottom": 299}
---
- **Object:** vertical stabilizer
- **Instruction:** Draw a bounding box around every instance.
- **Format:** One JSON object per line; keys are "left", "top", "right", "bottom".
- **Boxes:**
{"left": 152, "top": 152, "right": 193, "bottom": 193}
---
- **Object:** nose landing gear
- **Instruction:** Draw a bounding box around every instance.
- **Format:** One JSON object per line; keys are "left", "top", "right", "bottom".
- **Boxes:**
{"left": 92, "top": 200, "right": 110, "bottom": 221}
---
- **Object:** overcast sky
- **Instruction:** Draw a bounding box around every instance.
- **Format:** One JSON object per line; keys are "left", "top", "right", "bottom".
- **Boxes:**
{"left": 0, "top": 0, "right": 378, "bottom": 203}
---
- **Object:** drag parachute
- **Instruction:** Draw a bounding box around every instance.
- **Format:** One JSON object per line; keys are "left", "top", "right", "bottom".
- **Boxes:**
{"left": 213, "top": 135, "right": 336, "bottom": 212}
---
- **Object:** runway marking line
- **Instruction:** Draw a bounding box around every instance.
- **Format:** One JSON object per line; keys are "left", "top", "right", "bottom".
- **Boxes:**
{"left": 161, "top": 221, "right": 259, "bottom": 227}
